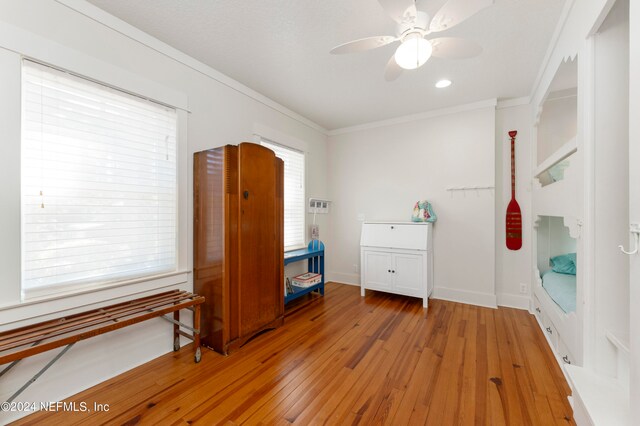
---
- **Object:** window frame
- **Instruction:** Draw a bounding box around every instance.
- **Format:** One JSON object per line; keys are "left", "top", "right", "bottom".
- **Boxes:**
{"left": 19, "top": 59, "right": 181, "bottom": 300}
{"left": 259, "top": 137, "right": 307, "bottom": 252}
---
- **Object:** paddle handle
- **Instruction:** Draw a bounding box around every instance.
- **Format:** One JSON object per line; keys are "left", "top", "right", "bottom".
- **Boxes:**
{"left": 509, "top": 130, "right": 517, "bottom": 200}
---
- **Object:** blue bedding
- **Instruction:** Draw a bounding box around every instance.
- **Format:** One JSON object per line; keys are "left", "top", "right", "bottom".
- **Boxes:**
{"left": 542, "top": 270, "right": 576, "bottom": 313}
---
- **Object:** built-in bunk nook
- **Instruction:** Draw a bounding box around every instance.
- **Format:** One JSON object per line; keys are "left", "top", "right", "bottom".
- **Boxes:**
{"left": 532, "top": 56, "right": 583, "bottom": 367}
{"left": 534, "top": 216, "right": 579, "bottom": 364}
{"left": 531, "top": 1, "right": 631, "bottom": 423}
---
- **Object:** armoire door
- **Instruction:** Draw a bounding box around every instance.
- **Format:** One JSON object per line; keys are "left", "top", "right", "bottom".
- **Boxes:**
{"left": 237, "top": 143, "right": 279, "bottom": 335}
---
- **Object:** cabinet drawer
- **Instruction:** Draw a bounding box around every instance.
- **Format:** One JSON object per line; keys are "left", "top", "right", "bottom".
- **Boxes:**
{"left": 533, "top": 295, "right": 543, "bottom": 322}
{"left": 558, "top": 338, "right": 575, "bottom": 366}
{"left": 543, "top": 317, "right": 558, "bottom": 349}
{"left": 361, "top": 223, "right": 429, "bottom": 250}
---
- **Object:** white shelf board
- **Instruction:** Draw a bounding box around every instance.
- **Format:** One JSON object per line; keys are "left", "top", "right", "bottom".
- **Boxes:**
{"left": 535, "top": 137, "right": 578, "bottom": 178}
{"left": 564, "top": 364, "right": 630, "bottom": 426}
{"left": 605, "top": 329, "right": 630, "bottom": 355}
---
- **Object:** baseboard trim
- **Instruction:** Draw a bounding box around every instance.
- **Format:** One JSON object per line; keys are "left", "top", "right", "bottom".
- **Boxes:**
{"left": 325, "top": 272, "right": 359, "bottom": 286}
{"left": 497, "top": 293, "right": 530, "bottom": 310}
{"left": 431, "top": 287, "right": 497, "bottom": 309}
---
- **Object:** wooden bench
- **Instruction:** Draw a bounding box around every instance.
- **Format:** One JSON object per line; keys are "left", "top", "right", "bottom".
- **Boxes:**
{"left": 0, "top": 290, "right": 205, "bottom": 404}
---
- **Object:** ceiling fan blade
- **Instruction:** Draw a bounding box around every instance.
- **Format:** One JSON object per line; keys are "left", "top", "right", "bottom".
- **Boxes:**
{"left": 384, "top": 55, "right": 403, "bottom": 81}
{"left": 330, "top": 36, "right": 397, "bottom": 54}
{"left": 415, "top": 0, "right": 447, "bottom": 17}
{"left": 378, "top": 0, "right": 418, "bottom": 24}
{"left": 429, "top": 37, "right": 482, "bottom": 59}
{"left": 429, "top": 0, "right": 493, "bottom": 32}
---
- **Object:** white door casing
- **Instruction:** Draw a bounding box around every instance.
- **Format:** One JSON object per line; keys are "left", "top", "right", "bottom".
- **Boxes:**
{"left": 628, "top": 0, "right": 639, "bottom": 417}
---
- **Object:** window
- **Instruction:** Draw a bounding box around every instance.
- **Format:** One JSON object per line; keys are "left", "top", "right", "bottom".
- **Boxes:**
{"left": 21, "top": 60, "right": 178, "bottom": 298}
{"left": 259, "top": 139, "right": 305, "bottom": 250}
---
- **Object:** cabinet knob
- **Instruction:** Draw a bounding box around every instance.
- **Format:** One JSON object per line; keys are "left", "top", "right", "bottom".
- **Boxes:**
{"left": 243, "top": 190, "right": 249, "bottom": 199}
{"left": 562, "top": 355, "right": 571, "bottom": 364}
{"left": 546, "top": 327, "right": 552, "bottom": 334}
{"left": 390, "top": 226, "right": 395, "bottom": 229}
{"left": 392, "top": 270, "right": 395, "bottom": 273}
{"left": 388, "top": 269, "right": 391, "bottom": 273}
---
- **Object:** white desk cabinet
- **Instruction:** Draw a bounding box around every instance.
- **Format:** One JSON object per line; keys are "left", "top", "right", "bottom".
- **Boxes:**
{"left": 360, "top": 222, "right": 433, "bottom": 308}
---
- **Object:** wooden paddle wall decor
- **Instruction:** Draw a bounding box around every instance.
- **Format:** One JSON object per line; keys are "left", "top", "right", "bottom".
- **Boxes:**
{"left": 506, "top": 130, "right": 522, "bottom": 250}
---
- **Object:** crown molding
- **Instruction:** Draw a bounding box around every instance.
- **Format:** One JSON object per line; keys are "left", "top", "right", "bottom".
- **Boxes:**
{"left": 496, "top": 96, "right": 530, "bottom": 110}
{"left": 328, "top": 98, "right": 498, "bottom": 136}
{"left": 54, "top": 0, "right": 328, "bottom": 136}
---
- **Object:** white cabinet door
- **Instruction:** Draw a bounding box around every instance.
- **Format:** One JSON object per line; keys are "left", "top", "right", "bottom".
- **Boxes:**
{"left": 392, "top": 253, "right": 424, "bottom": 294}
{"left": 363, "top": 251, "right": 393, "bottom": 290}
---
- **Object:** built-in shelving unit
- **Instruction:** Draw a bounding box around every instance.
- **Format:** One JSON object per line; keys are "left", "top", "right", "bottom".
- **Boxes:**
{"left": 531, "top": 1, "right": 632, "bottom": 423}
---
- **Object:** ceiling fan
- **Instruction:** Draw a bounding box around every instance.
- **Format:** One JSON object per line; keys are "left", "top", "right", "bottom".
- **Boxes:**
{"left": 330, "top": 0, "right": 493, "bottom": 81}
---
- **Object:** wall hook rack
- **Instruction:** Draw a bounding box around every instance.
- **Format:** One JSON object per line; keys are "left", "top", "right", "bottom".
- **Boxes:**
{"left": 445, "top": 186, "right": 495, "bottom": 198}
{"left": 445, "top": 185, "right": 495, "bottom": 191}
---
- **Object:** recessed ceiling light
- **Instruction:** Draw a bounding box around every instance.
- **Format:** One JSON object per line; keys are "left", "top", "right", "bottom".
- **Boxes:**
{"left": 435, "top": 79, "right": 452, "bottom": 88}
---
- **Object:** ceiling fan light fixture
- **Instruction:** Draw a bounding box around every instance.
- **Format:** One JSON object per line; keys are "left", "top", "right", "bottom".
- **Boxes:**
{"left": 394, "top": 33, "right": 432, "bottom": 70}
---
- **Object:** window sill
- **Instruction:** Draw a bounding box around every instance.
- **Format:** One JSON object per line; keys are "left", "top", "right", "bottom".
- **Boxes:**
{"left": 0, "top": 270, "right": 191, "bottom": 329}
{"left": 285, "top": 245, "right": 307, "bottom": 253}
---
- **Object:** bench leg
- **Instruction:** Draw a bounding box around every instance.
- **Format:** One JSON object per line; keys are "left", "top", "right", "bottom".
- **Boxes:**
{"left": 6, "top": 343, "right": 75, "bottom": 403}
{"left": 194, "top": 304, "right": 201, "bottom": 363}
{"left": 173, "top": 310, "right": 180, "bottom": 351}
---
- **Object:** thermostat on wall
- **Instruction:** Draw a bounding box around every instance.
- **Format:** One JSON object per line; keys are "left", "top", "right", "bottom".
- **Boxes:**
{"left": 308, "top": 198, "right": 330, "bottom": 214}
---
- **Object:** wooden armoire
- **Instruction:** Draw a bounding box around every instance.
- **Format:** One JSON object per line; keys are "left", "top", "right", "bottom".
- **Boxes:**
{"left": 193, "top": 142, "right": 284, "bottom": 355}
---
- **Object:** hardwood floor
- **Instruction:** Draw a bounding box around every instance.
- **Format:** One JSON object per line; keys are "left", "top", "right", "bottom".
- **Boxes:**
{"left": 15, "top": 282, "right": 574, "bottom": 425}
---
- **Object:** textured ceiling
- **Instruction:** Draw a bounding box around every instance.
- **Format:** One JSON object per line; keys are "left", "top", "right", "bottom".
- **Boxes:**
{"left": 87, "top": 0, "right": 565, "bottom": 130}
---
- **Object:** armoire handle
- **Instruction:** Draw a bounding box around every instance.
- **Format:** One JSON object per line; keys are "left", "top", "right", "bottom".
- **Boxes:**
{"left": 562, "top": 355, "right": 571, "bottom": 364}
{"left": 243, "top": 190, "right": 249, "bottom": 199}
{"left": 546, "top": 327, "right": 552, "bottom": 334}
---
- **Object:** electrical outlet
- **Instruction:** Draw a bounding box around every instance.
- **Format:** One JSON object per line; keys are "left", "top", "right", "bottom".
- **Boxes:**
{"left": 519, "top": 283, "right": 528, "bottom": 294}
{"left": 353, "top": 263, "right": 359, "bottom": 273}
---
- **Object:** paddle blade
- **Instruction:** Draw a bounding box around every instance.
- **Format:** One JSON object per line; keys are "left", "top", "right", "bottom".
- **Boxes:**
{"left": 330, "top": 36, "right": 397, "bottom": 54}
{"left": 506, "top": 199, "right": 522, "bottom": 250}
{"left": 378, "top": 0, "right": 417, "bottom": 24}
{"left": 429, "top": 0, "right": 493, "bottom": 33}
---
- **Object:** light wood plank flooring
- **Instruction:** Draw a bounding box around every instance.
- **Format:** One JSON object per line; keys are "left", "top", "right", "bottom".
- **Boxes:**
{"left": 15, "top": 282, "right": 574, "bottom": 425}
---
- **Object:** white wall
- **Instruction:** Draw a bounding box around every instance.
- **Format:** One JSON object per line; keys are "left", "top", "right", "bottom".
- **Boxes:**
{"left": 537, "top": 94, "right": 577, "bottom": 165}
{"left": 495, "top": 103, "right": 533, "bottom": 309}
{"left": 327, "top": 104, "right": 497, "bottom": 308}
{"left": 0, "top": 1, "right": 327, "bottom": 422}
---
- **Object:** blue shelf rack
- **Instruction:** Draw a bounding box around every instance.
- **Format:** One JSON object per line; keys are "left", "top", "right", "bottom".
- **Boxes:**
{"left": 284, "top": 240, "right": 325, "bottom": 304}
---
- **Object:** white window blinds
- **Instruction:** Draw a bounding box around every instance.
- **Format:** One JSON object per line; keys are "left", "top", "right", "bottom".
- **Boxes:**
{"left": 260, "top": 139, "right": 306, "bottom": 250}
{"left": 21, "top": 60, "right": 178, "bottom": 297}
